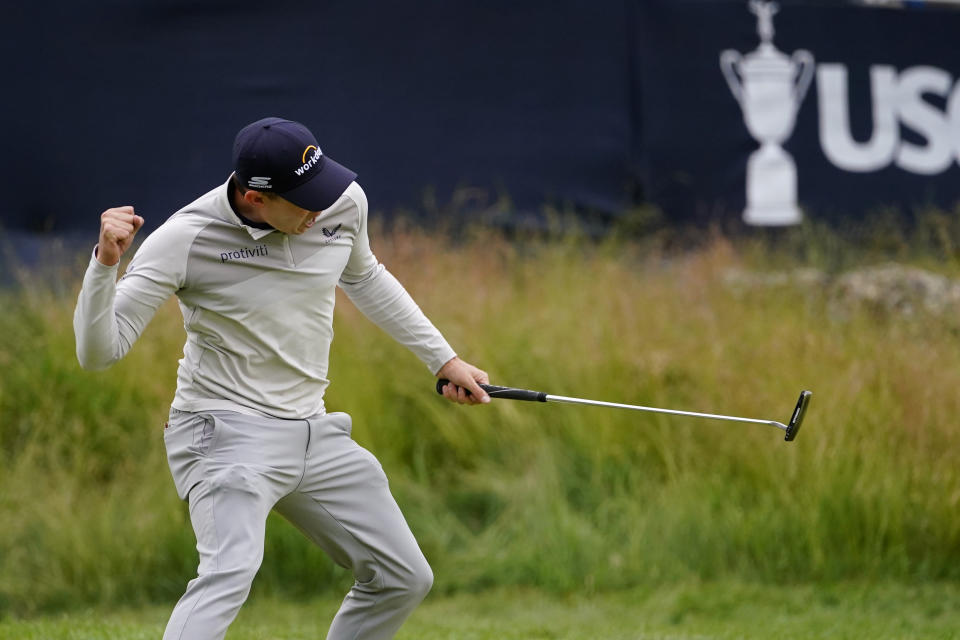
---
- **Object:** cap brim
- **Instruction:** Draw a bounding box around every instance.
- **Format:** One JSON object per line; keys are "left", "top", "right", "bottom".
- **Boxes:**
{"left": 280, "top": 156, "right": 357, "bottom": 211}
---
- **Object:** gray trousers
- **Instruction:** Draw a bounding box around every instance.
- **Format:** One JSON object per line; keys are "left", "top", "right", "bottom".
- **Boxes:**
{"left": 161, "top": 409, "right": 432, "bottom": 640}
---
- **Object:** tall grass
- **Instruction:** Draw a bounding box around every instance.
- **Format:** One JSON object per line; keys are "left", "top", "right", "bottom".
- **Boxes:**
{"left": 1, "top": 224, "right": 959, "bottom": 615}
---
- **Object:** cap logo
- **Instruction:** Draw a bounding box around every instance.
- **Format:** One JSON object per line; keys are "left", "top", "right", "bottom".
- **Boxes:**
{"left": 248, "top": 176, "right": 272, "bottom": 189}
{"left": 295, "top": 146, "right": 323, "bottom": 177}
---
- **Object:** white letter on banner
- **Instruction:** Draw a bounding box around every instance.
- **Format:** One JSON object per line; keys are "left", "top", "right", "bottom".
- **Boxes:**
{"left": 818, "top": 64, "right": 898, "bottom": 172}
{"left": 896, "top": 66, "right": 953, "bottom": 175}
{"left": 949, "top": 80, "right": 960, "bottom": 168}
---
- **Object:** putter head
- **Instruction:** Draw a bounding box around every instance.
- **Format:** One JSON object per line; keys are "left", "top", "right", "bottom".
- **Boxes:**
{"left": 784, "top": 390, "right": 812, "bottom": 441}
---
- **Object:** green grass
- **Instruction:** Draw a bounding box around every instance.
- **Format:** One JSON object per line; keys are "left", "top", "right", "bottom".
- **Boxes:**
{"left": 2, "top": 224, "right": 960, "bottom": 617}
{"left": 2, "top": 582, "right": 959, "bottom": 639}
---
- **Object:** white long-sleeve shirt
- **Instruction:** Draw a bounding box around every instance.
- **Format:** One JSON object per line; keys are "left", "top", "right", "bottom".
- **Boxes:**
{"left": 73, "top": 177, "right": 456, "bottom": 419}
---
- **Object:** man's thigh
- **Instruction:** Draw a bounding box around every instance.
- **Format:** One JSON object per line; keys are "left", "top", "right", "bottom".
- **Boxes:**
{"left": 273, "top": 412, "right": 428, "bottom": 586}
{"left": 164, "top": 409, "right": 313, "bottom": 566}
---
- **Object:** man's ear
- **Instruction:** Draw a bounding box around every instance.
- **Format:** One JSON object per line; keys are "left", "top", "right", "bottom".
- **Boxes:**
{"left": 243, "top": 190, "right": 268, "bottom": 207}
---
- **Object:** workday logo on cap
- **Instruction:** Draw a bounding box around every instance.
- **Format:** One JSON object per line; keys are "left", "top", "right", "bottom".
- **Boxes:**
{"left": 233, "top": 117, "right": 358, "bottom": 212}
{"left": 296, "top": 145, "right": 323, "bottom": 178}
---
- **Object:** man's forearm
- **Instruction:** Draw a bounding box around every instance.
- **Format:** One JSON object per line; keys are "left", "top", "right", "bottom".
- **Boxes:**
{"left": 340, "top": 265, "right": 456, "bottom": 374}
{"left": 74, "top": 252, "right": 125, "bottom": 370}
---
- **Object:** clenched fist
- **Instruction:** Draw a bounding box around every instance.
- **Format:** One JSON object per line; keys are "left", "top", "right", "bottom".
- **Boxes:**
{"left": 97, "top": 206, "right": 145, "bottom": 266}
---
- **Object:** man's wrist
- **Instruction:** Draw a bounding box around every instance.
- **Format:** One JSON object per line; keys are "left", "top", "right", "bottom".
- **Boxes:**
{"left": 435, "top": 355, "right": 461, "bottom": 377}
{"left": 93, "top": 244, "right": 120, "bottom": 267}
{"left": 94, "top": 244, "right": 120, "bottom": 267}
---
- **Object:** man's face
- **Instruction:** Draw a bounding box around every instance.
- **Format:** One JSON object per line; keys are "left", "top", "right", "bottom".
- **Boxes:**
{"left": 258, "top": 196, "right": 322, "bottom": 235}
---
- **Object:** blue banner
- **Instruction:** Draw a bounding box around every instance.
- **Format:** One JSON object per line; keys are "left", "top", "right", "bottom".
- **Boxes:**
{"left": 4, "top": 0, "right": 960, "bottom": 240}
{"left": 1, "top": 1, "right": 631, "bottom": 239}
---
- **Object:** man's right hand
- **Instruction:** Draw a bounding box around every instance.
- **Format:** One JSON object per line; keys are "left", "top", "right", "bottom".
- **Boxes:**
{"left": 97, "top": 206, "right": 145, "bottom": 266}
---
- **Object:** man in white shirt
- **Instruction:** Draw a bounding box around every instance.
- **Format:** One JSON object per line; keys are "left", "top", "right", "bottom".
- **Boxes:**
{"left": 74, "top": 117, "right": 489, "bottom": 640}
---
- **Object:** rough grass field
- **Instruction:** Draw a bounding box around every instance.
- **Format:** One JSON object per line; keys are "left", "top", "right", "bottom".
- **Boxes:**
{"left": 1, "top": 222, "right": 960, "bottom": 635}
{"left": 3, "top": 583, "right": 960, "bottom": 639}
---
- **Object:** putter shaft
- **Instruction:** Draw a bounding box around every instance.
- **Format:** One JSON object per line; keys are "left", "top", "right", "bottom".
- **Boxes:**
{"left": 544, "top": 394, "right": 789, "bottom": 431}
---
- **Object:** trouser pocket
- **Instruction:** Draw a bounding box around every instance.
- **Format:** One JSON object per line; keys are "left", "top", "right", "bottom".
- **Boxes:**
{"left": 327, "top": 412, "right": 353, "bottom": 437}
{"left": 164, "top": 410, "right": 223, "bottom": 500}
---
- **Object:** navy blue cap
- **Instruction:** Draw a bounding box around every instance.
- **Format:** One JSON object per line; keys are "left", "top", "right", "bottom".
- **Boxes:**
{"left": 233, "top": 117, "right": 357, "bottom": 211}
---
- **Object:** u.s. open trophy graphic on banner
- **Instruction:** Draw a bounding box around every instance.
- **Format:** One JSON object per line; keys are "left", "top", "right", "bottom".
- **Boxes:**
{"left": 720, "top": 1, "right": 813, "bottom": 225}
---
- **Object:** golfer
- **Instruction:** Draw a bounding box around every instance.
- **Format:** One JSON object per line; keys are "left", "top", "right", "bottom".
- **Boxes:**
{"left": 73, "top": 117, "right": 489, "bottom": 640}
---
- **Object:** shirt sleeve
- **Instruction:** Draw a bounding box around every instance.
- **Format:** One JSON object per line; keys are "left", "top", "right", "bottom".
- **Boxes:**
{"left": 338, "top": 185, "right": 457, "bottom": 374}
{"left": 73, "top": 219, "right": 191, "bottom": 370}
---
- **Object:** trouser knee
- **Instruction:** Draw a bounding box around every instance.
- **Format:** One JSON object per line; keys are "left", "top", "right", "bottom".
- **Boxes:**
{"left": 199, "top": 564, "right": 260, "bottom": 606}
{"left": 398, "top": 557, "right": 433, "bottom": 604}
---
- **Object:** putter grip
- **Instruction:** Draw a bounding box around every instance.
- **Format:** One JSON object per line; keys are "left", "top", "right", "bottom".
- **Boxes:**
{"left": 436, "top": 379, "right": 547, "bottom": 402}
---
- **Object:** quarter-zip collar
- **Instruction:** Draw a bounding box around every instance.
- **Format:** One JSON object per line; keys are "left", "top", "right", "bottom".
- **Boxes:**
{"left": 216, "top": 174, "right": 278, "bottom": 241}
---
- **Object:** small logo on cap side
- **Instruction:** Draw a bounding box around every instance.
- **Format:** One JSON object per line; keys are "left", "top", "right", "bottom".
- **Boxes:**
{"left": 295, "top": 146, "right": 323, "bottom": 177}
{"left": 248, "top": 176, "right": 272, "bottom": 189}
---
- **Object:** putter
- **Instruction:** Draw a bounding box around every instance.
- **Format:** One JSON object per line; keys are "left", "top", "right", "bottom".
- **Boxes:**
{"left": 436, "top": 380, "right": 811, "bottom": 441}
